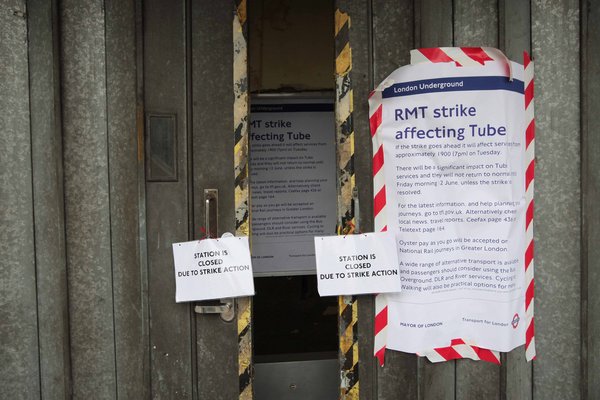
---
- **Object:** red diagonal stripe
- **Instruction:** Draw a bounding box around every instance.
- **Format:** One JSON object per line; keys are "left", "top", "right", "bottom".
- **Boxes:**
{"left": 451, "top": 338, "right": 465, "bottom": 346}
{"left": 374, "top": 306, "right": 388, "bottom": 335}
{"left": 434, "top": 346, "right": 462, "bottom": 361}
{"left": 524, "top": 51, "right": 531, "bottom": 68}
{"left": 525, "top": 160, "right": 535, "bottom": 191}
{"left": 526, "top": 280, "right": 535, "bottom": 309}
{"left": 369, "top": 90, "right": 376, "bottom": 99}
{"left": 525, "top": 241, "right": 534, "bottom": 270}
{"left": 374, "top": 186, "right": 387, "bottom": 217}
{"left": 526, "top": 200, "right": 534, "bottom": 229}
{"left": 526, "top": 320, "right": 535, "bottom": 343}
{"left": 525, "top": 81, "right": 534, "bottom": 108}
{"left": 381, "top": 225, "right": 387, "bottom": 232}
{"left": 461, "top": 47, "right": 493, "bottom": 65}
{"left": 526, "top": 120, "right": 535, "bottom": 148}
{"left": 375, "top": 347, "right": 386, "bottom": 366}
{"left": 373, "top": 146, "right": 384, "bottom": 176}
{"left": 418, "top": 48, "right": 456, "bottom": 64}
{"left": 370, "top": 105, "right": 382, "bottom": 137}
{"left": 474, "top": 347, "right": 501, "bottom": 364}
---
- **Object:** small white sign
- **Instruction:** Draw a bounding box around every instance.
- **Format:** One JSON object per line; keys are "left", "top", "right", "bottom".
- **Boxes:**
{"left": 172, "top": 236, "right": 254, "bottom": 302}
{"left": 314, "top": 231, "right": 402, "bottom": 296}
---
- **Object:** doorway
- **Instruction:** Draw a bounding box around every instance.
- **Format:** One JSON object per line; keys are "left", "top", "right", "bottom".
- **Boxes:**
{"left": 248, "top": 1, "right": 340, "bottom": 398}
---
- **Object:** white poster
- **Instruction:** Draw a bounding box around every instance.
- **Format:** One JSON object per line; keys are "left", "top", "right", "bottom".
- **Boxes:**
{"left": 250, "top": 96, "right": 337, "bottom": 276}
{"left": 172, "top": 236, "right": 254, "bottom": 302}
{"left": 314, "top": 232, "right": 402, "bottom": 296}
{"left": 376, "top": 61, "right": 527, "bottom": 353}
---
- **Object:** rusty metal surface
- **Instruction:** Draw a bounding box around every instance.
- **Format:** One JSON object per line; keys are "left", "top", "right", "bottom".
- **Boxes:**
{"left": 0, "top": 1, "right": 40, "bottom": 398}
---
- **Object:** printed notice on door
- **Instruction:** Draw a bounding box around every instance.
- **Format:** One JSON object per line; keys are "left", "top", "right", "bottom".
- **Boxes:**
{"left": 374, "top": 61, "right": 527, "bottom": 353}
{"left": 314, "top": 232, "right": 402, "bottom": 296}
{"left": 172, "top": 237, "right": 254, "bottom": 302}
{"left": 250, "top": 97, "right": 337, "bottom": 276}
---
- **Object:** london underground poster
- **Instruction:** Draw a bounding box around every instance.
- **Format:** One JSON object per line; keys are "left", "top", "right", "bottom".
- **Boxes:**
{"left": 370, "top": 51, "right": 533, "bottom": 358}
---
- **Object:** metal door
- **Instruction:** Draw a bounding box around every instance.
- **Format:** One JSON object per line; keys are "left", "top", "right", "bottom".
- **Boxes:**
{"left": 144, "top": 1, "right": 247, "bottom": 398}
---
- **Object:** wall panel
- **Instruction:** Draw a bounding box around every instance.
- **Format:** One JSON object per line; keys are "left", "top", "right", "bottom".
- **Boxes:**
{"left": 415, "top": 0, "right": 453, "bottom": 48}
{"left": 583, "top": 0, "right": 600, "bottom": 397}
{"left": 27, "top": 0, "right": 70, "bottom": 398}
{"left": 0, "top": 1, "right": 40, "bottom": 398}
{"left": 498, "top": 1, "right": 534, "bottom": 399}
{"left": 61, "top": 0, "right": 118, "bottom": 397}
{"left": 531, "top": 0, "right": 581, "bottom": 398}
{"left": 105, "top": 0, "right": 146, "bottom": 398}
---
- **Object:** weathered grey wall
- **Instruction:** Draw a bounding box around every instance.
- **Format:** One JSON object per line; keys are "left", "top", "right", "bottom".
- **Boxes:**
{"left": 28, "top": 0, "right": 70, "bottom": 397}
{"left": 61, "top": 0, "right": 142, "bottom": 397}
{"left": 1, "top": 0, "right": 598, "bottom": 398}
{"left": 500, "top": 1, "right": 533, "bottom": 399}
{"left": 532, "top": 0, "right": 581, "bottom": 399}
{"left": 0, "top": 1, "right": 40, "bottom": 399}
{"left": 61, "top": 0, "right": 117, "bottom": 397}
{"left": 105, "top": 0, "right": 146, "bottom": 398}
{"left": 582, "top": 1, "right": 600, "bottom": 398}
{"left": 343, "top": 0, "right": 588, "bottom": 399}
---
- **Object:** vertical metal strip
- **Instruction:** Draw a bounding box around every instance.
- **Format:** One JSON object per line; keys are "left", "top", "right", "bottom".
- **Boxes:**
{"left": 335, "top": 8, "right": 359, "bottom": 400}
{"left": 233, "top": 1, "right": 252, "bottom": 399}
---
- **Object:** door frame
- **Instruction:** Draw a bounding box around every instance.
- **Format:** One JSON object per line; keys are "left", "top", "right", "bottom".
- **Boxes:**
{"left": 232, "top": 2, "right": 361, "bottom": 399}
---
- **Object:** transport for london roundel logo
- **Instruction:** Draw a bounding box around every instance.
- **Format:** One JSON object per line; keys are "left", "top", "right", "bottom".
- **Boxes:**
{"left": 511, "top": 313, "right": 520, "bottom": 329}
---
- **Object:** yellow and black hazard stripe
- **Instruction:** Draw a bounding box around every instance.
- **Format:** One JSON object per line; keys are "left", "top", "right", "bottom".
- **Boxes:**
{"left": 335, "top": 9, "right": 354, "bottom": 225}
{"left": 339, "top": 296, "right": 359, "bottom": 398}
{"left": 335, "top": 7, "right": 359, "bottom": 400}
{"left": 234, "top": 1, "right": 252, "bottom": 399}
{"left": 238, "top": 296, "right": 252, "bottom": 400}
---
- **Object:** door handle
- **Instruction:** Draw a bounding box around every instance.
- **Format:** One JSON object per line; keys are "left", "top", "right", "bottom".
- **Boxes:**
{"left": 204, "top": 189, "right": 218, "bottom": 238}
{"left": 352, "top": 186, "right": 360, "bottom": 233}
{"left": 198, "top": 189, "right": 234, "bottom": 322}
{"left": 194, "top": 298, "right": 235, "bottom": 322}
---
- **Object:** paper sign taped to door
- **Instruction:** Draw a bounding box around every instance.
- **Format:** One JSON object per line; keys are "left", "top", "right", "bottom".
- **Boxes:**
{"left": 314, "top": 231, "right": 402, "bottom": 296}
{"left": 370, "top": 52, "right": 529, "bottom": 357}
{"left": 172, "top": 236, "right": 254, "bottom": 302}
